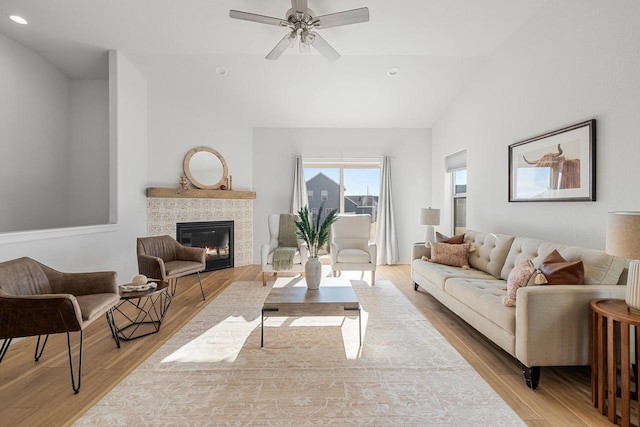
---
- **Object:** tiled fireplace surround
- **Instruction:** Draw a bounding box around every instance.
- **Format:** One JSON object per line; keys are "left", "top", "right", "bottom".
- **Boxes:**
{"left": 147, "top": 197, "right": 253, "bottom": 267}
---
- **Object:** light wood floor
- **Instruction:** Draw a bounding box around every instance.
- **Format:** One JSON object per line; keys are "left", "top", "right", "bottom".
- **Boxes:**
{"left": 0, "top": 264, "right": 612, "bottom": 426}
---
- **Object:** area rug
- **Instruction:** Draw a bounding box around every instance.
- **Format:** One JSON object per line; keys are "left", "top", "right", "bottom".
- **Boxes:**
{"left": 75, "top": 277, "right": 525, "bottom": 426}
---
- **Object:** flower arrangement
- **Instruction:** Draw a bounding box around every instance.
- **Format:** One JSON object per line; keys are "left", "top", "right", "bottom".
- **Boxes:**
{"left": 294, "top": 204, "right": 338, "bottom": 258}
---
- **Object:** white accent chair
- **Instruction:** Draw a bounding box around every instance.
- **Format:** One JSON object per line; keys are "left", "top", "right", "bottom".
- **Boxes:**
{"left": 330, "top": 214, "right": 377, "bottom": 285}
{"left": 261, "top": 214, "right": 309, "bottom": 286}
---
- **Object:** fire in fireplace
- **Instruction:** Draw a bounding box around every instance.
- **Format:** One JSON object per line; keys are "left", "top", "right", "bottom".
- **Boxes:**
{"left": 176, "top": 221, "right": 234, "bottom": 272}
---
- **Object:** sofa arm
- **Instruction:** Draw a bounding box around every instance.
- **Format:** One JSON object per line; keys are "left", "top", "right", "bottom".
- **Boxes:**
{"left": 515, "top": 284, "right": 626, "bottom": 367}
{"left": 412, "top": 243, "right": 430, "bottom": 261}
{"left": 60, "top": 271, "right": 118, "bottom": 296}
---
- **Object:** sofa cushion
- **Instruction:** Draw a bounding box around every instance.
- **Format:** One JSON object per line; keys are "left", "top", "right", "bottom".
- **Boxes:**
{"left": 465, "top": 230, "right": 515, "bottom": 278}
{"left": 501, "top": 237, "right": 625, "bottom": 285}
{"left": 429, "top": 242, "right": 470, "bottom": 268}
{"left": 444, "top": 277, "right": 515, "bottom": 335}
{"left": 539, "top": 250, "right": 584, "bottom": 285}
{"left": 412, "top": 259, "right": 497, "bottom": 290}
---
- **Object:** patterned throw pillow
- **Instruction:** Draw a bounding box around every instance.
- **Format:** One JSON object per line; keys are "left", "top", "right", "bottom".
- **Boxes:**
{"left": 502, "top": 260, "right": 547, "bottom": 307}
{"left": 428, "top": 242, "right": 471, "bottom": 268}
{"left": 539, "top": 250, "right": 584, "bottom": 285}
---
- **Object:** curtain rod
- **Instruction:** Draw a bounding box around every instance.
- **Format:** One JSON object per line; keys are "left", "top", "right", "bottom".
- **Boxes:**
{"left": 294, "top": 156, "right": 395, "bottom": 161}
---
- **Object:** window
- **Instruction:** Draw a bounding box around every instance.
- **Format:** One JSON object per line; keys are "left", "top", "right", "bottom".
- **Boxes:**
{"left": 452, "top": 169, "right": 467, "bottom": 235}
{"left": 308, "top": 190, "right": 313, "bottom": 201}
{"left": 303, "top": 160, "right": 381, "bottom": 253}
{"left": 445, "top": 150, "right": 467, "bottom": 235}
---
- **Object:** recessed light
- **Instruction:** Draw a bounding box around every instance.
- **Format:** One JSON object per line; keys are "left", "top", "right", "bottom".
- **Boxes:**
{"left": 8, "top": 15, "right": 28, "bottom": 25}
{"left": 387, "top": 67, "right": 399, "bottom": 77}
{"left": 214, "top": 66, "right": 227, "bottom": 76}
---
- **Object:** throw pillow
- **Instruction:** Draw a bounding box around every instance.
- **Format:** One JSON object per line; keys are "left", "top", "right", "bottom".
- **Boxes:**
{"left": 428, "top": 242, "right": 471, "bottom": 269}
{"left": 539, "top": 250, "right": 585, "bottom": 285}
{"left": 436, "top": 232, "right": 465, "bottom": 244}
{"left": 502, "top": 260, "right": 547, "bottom": 307}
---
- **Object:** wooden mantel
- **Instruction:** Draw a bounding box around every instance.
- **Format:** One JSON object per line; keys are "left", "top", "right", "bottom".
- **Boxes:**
{"left": 146, "top": 187, "right": 256, "bottom": 199}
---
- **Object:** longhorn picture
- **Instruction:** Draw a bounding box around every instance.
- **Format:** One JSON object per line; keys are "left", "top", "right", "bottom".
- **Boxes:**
{"left": 522, "top": 143, "right": 580, "bottom": 189}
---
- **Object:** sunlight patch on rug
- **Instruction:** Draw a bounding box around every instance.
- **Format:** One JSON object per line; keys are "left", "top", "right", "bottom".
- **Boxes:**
{"left": 75, "top": 277, "right": 525, "bottom": 426}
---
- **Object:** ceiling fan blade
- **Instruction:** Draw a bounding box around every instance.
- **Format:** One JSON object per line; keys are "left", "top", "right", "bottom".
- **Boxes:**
{"left": 229, "top": 10, "right": 289, "bottom": 27}
{"left": 311, "top": 7, "right": 370, "bottom": 29}
{"left": 266, "top": 34, "right": 293, "bottom": 60}
{"left": 309, "top": 32, "right": 340, "bottom": 62}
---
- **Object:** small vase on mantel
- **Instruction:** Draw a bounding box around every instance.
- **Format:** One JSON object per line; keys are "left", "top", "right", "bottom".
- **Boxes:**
{"left": 305, "top": 257, "right": 322, "bottom": 290}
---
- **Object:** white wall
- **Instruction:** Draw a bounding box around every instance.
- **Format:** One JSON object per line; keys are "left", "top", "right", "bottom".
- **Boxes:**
{"left": 0, "top": 52, "right": 147, "bottom": 279}
{"left": 0, "top": 34, "right": 110, "bottom": 233}
{"left": 431, "top": 0, "right": 640, "bottom": 249}
{"left": 252, "top": 128, "right": 431, "bottom": 264}
{"left": 0, "top": 33, "right": 70, "bottom": 231}
{"left": 69, "top": 80, "right": 110, "bottom": 226}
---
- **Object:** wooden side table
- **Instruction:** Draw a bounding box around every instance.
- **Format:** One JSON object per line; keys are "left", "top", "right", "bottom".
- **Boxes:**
{"left": 591, "top": 298, "right": 640, "bottom": 426}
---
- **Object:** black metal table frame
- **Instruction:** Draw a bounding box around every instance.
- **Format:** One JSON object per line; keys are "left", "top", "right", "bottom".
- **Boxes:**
{"left": 106, "top": 286, "right": 172, "bottom": 348}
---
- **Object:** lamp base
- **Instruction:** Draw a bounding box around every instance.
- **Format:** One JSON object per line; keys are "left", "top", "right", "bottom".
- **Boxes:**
{"left": 425, "top": 225, "right": 436, "bottom": 245}
{"left": 624, "top": 260, "right": 640, "bottom": 313}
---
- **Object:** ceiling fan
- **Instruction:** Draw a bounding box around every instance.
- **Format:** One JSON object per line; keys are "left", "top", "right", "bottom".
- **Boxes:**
{"left": 229, "top": 0, "right": 369, "bottom": 62}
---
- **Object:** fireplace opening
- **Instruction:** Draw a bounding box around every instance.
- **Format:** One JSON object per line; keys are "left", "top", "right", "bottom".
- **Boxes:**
{"left": 176, "top": 221, "right": 234, "bottom": 272}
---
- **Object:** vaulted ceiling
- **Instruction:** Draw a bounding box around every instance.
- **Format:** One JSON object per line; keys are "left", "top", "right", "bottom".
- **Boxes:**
{"left": 0, "top": 0, "right": 547, "bottom": 127}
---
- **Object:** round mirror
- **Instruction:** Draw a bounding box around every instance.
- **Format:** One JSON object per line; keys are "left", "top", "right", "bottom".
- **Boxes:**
{"left": 183, "top": 147, "right": 229, "bottom": 189}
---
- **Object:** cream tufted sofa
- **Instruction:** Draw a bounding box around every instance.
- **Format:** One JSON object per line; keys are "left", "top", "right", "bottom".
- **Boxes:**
{"left": 412, "top": 230, "right": 627, "bottom": 389}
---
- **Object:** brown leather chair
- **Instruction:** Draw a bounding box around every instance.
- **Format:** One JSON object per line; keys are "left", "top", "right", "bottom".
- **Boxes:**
{"left": 0, "top": 257, "right": 121, "bottom": 394}
{"left": 136, "top": 235, "right": 206, "bottom": 300}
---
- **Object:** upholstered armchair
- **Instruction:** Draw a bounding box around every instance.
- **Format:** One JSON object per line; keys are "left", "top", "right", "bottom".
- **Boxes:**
{"left": 137, "top": 235, "right": 207, "bottom": 300}
{"left": 330, "top": 214, "right": 377, "bottom": 285}
{"left": 0, "top": 257, "right": 121, "bottom": 393}
{"left": 261, "top": 214, "right": 309, "bottom": 286}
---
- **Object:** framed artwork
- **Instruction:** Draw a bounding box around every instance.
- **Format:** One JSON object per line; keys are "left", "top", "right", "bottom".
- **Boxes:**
{"left": 508, "top": 120, "right": 596, "bottom": 202}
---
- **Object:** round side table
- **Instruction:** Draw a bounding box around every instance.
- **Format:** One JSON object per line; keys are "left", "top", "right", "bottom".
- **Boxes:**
{"left": 591, "top": 298, "right": 640, "bottom": 426}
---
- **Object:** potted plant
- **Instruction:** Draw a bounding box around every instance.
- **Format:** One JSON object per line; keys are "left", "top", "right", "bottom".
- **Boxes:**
{"left": 294, "top": 204, "right": 338, "bottom": 289}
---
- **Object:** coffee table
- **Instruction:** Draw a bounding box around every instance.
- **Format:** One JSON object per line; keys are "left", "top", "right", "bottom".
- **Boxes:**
{"left": 106, "top": 281, "right": 172, "bottom": 347}
{"left": 261, "top": 277, "right": 361, "bottom": 347}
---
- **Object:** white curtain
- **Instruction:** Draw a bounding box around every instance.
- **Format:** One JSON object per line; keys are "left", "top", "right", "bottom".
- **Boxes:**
{"left": 376, "top": 155, "right": 399, "bottom": 264}
{"left": 291, "top": 155, "right": 309, "bottom": 214}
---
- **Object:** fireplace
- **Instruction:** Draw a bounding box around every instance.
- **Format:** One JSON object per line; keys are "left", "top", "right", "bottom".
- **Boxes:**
{"left": 176, "top": 221, "right": 234, "bottom": 272}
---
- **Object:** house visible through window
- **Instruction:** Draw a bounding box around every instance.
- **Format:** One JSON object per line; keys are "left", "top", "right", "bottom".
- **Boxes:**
{"left": 303, "top": 159, "right": 381, "bottom": 251}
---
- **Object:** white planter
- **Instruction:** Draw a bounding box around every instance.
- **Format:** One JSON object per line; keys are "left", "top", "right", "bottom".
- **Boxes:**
{"left": 305, "top": 257, "right": 322, "bottom": 289}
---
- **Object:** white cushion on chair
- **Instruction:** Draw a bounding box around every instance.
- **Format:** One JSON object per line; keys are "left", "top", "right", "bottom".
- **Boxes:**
{"left": 337, "top": 248, "right": 370, "bottom": 263}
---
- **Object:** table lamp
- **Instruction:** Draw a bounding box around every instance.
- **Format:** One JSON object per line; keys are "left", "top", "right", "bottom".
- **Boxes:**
{"left": 606, "top": 211, "right": 640, "bottom": 314}
{"left": 420, "top": 207, "right": 440, "bottom": 244}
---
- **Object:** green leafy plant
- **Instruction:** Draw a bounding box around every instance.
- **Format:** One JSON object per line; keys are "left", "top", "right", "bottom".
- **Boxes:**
{"left": 294, "top": 204, "right": 338, "bottom": 258}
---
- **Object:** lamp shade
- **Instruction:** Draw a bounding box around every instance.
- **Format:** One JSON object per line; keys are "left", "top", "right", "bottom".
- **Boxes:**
{"left": 607, "top": 211, "right": 640, "bottom": 314}
{"left": 420, "top": 208, "right": 440, "bottom": 226}
{"left": 606, "top": 211, "right": 640, "bottom": 259}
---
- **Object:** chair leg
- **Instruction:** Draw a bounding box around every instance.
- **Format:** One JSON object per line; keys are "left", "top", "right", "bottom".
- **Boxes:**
{"left": 197, "top": 272, "right": 205, "bottom": 301}
{"left": 371, "top": 271, "right": 375, "bottom": 286}
{"left": 263, "top": 272, "right": 267, "bottom": 286}
{"left": 333, "top": 270, "right": 336, "bottom": 277}
{"left": 34, "top": 335, "right": 49, "bottom": 361}
{"left": 171, "top": 278, "right": 177, "bottom": 296}
{"left": 0, "top": 338, "right": 12, "bottom": 363}
{"left": 66, "top": 330, "right": 84, "bottom": 394}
